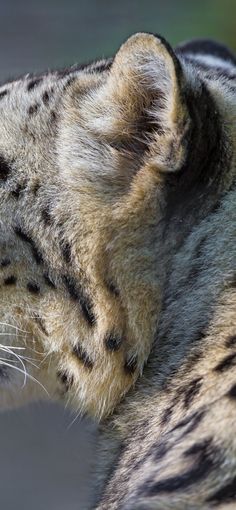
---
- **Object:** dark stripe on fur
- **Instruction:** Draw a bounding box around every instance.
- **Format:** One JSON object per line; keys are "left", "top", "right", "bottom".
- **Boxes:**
{"left": 43, "top": 273, "right": 56, "bottom": 289}
{"left": 14, "top": 226, "right": 43, "bottom": 264}
{"left": 206, "top": 475, "right": 236, "bottom": 505}
{"left": 73, "top": 344, "right": 94, "bottom": 370}
{"left": 0, "top": 258, "right": 11, "bottom": 268}
{"left": 214, "top": 352, "right": 236, "bottom": 372}
{"left": 183, "top": 377, "right": 203, "bottom": 408}
{"left": 176, "top": 39, "right": 236, "bottom": 67}
{"left": 27, "top": 78, "right": 42, "bottom": 91}
{"left": 41, "top": 206, "right": 52, "bottom": 225}
{"left": 227, "top": 384, "right": 236, "bottom": 399}
{"left": 0, "top": 156, "right": 11, "bottom": 181}
{"left": 139, "top": 438, "right": 215, "bottom": 496}
{"left": 63, "top": 275, "right": 95, "bottom": 326}
{"left": 160, "top": 407, "right": 173, "bottom": 426}
{"left": 0, "top": 89, "right": 8, "bottom": 99}
{"left": 60, "top": 239, "right": 72, "bottom": 263}
{"left": 124, "top": 356, "right": 137, "bottom": 375}
{"left": 170, "top": 410, "right": 205, "bottom": 436}
{"left": 225, "top": 335, "right": 236, "bottom": 348}
{"left": 4, "top": 275, "right": 17, "bottom": 285}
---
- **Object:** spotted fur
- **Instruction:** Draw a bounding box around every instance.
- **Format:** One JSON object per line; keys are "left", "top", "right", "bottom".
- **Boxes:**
{"left": 0, "top": 34, "right": 168, "bottom": 418}
{"left": 1, "top": 32, "right": 236, "bottom": 508}
{"left": 91, "top": 36, "right": 236, "bottom": 509}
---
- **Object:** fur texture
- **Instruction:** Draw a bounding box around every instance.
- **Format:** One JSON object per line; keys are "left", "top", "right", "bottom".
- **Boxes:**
{"left": 1, "top": 32, "right": 236, "bottom": 509}
{"left": 0, "top": 34, "right": 183, "bottom": 418}
{"left": 92, "top": 36, "right": 236, "bottom": 509}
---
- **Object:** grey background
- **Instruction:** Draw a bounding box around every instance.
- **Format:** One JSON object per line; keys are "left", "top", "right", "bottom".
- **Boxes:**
{"left": 0, "top": 0, "right": 235, "bottom": 509}
{"left": 0, "top": 403, "right": 96, "bottom": 510}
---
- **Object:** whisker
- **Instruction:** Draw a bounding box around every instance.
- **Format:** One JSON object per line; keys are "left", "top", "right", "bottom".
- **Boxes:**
{"left": 67, "top": 409, "right": 83, "bottom": 430}
{"left": 0, "top": 346, "right": 27, "bottom": 386}
{"left": 0, "top": 360, "right": 50, "bottom": 396}
{"left": 1, "top": 345, "right": 26, "bottom": 350}
{"left": 0, "top": 322, "right": 29, "bottom": 334}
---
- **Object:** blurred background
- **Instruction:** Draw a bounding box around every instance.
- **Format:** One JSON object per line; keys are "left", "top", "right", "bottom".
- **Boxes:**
{"left": 0, "top": 0, "right": 235, "bottom": 509}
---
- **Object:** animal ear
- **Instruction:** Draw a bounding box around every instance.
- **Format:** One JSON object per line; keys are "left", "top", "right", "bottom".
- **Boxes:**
{"left": 89, "top": 33, "right": 189, "bottom": 172}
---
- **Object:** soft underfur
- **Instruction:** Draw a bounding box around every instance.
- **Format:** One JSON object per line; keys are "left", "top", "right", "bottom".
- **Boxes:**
{"left": 0, "top": 31, "right": 236, "bottom": 509}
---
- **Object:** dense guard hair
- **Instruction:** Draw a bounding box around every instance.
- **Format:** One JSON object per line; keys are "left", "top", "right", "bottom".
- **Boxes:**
{"left": 90, "top": 36, "right": 236, "bottom": 509}
{"left": 0, "top": 32, "right": 236, "bottom": 508}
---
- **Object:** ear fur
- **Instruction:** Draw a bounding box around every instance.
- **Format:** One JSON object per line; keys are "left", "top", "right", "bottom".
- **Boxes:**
{"left": 86, "top": 33, "right": 190, "bottom": 172}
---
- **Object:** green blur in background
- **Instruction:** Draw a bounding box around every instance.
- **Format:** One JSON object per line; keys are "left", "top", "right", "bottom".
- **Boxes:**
{"left": 0, "top": 0, "right": 235, "bottom": 81}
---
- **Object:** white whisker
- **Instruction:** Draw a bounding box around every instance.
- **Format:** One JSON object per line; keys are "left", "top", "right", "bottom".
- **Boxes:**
{"left": 67, "top": 409, "right": 83, "bottom": 430}
{"left": 0, "top": 345, "right": 27, "bottom": 386}
{"left": 0, "top": 360, "right": 50, "bottom": 396}
{"left": 0, "top": 322, "right": 29, "bottom": 334}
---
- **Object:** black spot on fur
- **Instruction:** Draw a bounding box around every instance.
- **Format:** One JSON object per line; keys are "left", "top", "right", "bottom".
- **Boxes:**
{"left": 43, "top": 273, "right": 56, "bottom": 289}
{"left": 60, "top": 240, "right": 72, "bottom": 263}
{"left": 27, "top": 78, "right": 42, "bottom": 91}
{"left": 50, "top": 111, "right": 57, "bottom": 122}
{"left": 31, "top": 181, "right": 40, "bottom": 195}
{"left": 105, "top": 333, "right": 123, "bottom": 352}
{"left": 0, "top": 89, "right": 8, "bottom": 99}
{"left": 183, "top": 377, "right": 203, "bottom": 408}
{"left": 57, "top": 370, "right": 74, "bottom": 390}
{"left": 124, "top": 356, "right": 138, "bottom": 375}
{"left": 11, "top": 182, "right": 26, "bottom": 199}
{"left": 225, "top": 335, "right": 236, "bottom": 348}
{"left": 14, "top": 226, "right": 43, "bottom": 265}
{"left": 28, "top": 104, "right": 39, "bottom": 115}
{"left": 73, "top": 344, "right": 94, "bottom": 370}
{"left": 41, "top": 206, "right": 52, "bottom": 226}
{"left": 14, "top": 226, "right": 31, "bottom": 243}
{"left": 214, "top": 352, "right": 236, "bottom": 372}
{"left": 42, "top": 91, "right": 50, "bottom": 104}
{"left": 27, "top": 282, "right": 40, "bottom": 294}
{"left": 63, "top": 275, "right": 95, "bottom": 326}
{"left": 0, "top": 258, "right": 11, "bottom": 268}
{"left": 227, "top": 384, "right": 236, "bottom": 399}
{"left": 63, "top": 76, "right": 76, "bottom": 90}
{"left": 4, "top": 275, "right": 17, "bottom": 285}
{"left": 206, "top": 475, "right": 236, "bottom": 504}
{"left": 106, "top": 281, "right": 120, "bottom": 296}
{"left": 57, "top": 58, "right": 112, "bottom": 80}
{"left": 140, "top": 438, "right": 215, "bottom": 496}
{"left": 0, "top": 155, "right": 11, "bottom": 181}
